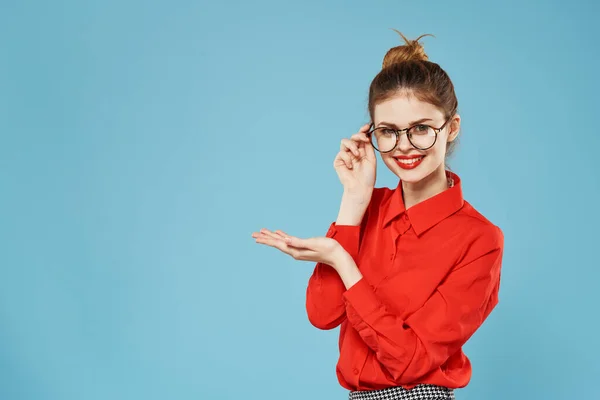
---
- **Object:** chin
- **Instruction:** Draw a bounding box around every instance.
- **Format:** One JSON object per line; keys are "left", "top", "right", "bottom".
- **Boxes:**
{"left": 396, "top": 169, "right": 430, "bottom": 183}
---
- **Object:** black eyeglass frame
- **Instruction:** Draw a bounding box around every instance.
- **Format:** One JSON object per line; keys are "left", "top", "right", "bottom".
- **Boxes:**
{"left": 367, "top": 117, "right": 453, "bottom": 153}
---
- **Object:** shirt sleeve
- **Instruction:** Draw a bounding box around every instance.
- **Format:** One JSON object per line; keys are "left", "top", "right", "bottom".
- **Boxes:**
{"left": 305, "top": 222, "right": 363, "bottom": 330}
{"left": 342, "top": 226, "right": 504, "bottom": 382}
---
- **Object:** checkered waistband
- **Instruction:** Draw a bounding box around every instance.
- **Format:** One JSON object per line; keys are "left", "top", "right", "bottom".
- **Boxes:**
{"left": 349, "top": 384, "right": 455, "bottom": 400}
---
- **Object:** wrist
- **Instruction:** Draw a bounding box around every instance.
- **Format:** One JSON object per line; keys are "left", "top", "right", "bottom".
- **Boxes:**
{"left": 342, "top": 189, "right": 372, "bottom": 206}
{"left": 330, "top": 245, "right": 354, "bottom": 271}
{"left": 337, "top": 192, "right": 370, "bottom": 226}
{"left": 330, "top": 247, "right": 362, "bottom": 289}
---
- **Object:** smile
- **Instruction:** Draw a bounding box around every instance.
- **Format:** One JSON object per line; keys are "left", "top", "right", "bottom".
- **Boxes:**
{"left": 394, "top": 156, "right": 425, "bottom": 170}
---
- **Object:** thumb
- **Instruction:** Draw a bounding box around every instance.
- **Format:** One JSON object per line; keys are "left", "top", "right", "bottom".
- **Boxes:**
{"left": 285, "top": 236, "right": 313, "bottom": 249}
{"left": 365, "top": 141, "right": 376, "bottom": 161}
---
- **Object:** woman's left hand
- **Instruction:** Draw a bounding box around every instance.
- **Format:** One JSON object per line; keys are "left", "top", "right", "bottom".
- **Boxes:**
{"left": 252, "top": 228, "right": 346, "bottom": 268}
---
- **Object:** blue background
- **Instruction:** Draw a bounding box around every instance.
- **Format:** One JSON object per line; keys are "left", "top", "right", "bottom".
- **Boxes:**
{"left": 1, "top": 0, "right": 599, "bottom": 399}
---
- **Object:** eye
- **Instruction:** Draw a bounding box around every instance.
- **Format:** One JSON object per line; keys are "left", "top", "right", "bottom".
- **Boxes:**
{"left": 408, "top": 124, "right": 433, "bottom": 136}
{"left": 412, "top": 124, "right": 429, "bottom": 133}
{"left": 374, "top": 127, "right": 396, "bottom": 137}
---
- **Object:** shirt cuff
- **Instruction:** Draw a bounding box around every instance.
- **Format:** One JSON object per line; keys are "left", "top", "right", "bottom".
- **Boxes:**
{"left": 342, "top": 277, "right": 383, "bottom": 323}
{"left": 327, "top": 222, "right": 361, "bottom": 238}
{"left": 326, "top": 222, "right": 361, "bottom": 260}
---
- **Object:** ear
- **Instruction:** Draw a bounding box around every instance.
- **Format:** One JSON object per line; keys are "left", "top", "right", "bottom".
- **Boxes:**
{"left": 447, "top": 114, "right": 461, "bottom": 142}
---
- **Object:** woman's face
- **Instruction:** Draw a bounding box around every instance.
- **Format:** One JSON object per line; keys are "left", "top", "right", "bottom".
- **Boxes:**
{"left": 372, "top": 94, "right": 460, "bottom": 184}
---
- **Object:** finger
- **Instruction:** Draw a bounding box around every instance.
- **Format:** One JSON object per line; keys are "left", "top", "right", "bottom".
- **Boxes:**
{"left": 255, "top": 235, "right": 316, "bottom": 261}
{"left": 287, "top": 247, "right": 319, "bottom": 261}
{"left": 274, "top": 230, "right": 290, "bottom": 239}
{"left": 364, "top": 140, "right": 376, "bottom": 160}
{"left": 256, "top": 236, "right": 318, "bottom": 262}
{"left": 340, "top": 138, "right": 360, "bottom": 157}
{"left": 357, "top": 141, "right": 366, "bottom": 159}
{"left": 359, "top": 123, "right": 372, "bottom": 133}
{"left": 255, "top": 232, "right": 275, "bottom": 242}
{"left": 337, "top": 151, "right": 353, "bottom": 169}
{"left": 259, "top": 228, "right": 283, "bottom": 240}
{"left": 285, "top": 236, "right": 316, "bottom": 249}
{"left": 256, "top": 234, "right": 284, "bottom": 245}
{"left": 252, "top": 230, "right": 269, "bottom": 240}
{"left": 255, "top": 235, "right": 291, "bottom": 253}
{"left": 351, "top": 132, "right": 370, "bottom": 143}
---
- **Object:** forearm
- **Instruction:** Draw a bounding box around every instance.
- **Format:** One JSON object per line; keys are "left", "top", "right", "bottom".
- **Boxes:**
{"left": 305, "top": 264, "right": 347, "bottom": 330}
{"left": 336, "top": 190, "right": 370, "bottom": 226}
{"left": 306, "top": 191, "right": 369, "bottom": 327}
{"left": 305, "top": 221, "right": 363, "bottom": 329}
{"left": 332, "top": 249, "right": 363, "bottom": 289}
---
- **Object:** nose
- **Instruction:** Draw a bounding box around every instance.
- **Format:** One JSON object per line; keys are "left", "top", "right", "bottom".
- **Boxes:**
{"left": 396, "top": 132, "right": 413, "bottom": 152}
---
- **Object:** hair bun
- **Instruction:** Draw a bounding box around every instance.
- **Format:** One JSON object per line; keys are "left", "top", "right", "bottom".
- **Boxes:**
{"left": 382, "top": 31, "right": 433, "bottom": 69}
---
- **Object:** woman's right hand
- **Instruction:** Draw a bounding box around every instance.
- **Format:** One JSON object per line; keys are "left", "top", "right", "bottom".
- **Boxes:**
{"left": 334, "top": 123, "right": 377, "bottom": 202}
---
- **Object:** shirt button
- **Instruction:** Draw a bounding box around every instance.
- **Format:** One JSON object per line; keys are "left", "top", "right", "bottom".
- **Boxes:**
{"left": 353, "top": 368, "right": 359, "bottom": 375}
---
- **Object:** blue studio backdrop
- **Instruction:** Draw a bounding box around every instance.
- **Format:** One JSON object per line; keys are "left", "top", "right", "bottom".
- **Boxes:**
{"left": 1, "top": 1, "right": 599, "bottom": 399}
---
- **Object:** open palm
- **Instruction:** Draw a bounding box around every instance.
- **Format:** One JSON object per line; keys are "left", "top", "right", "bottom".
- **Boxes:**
{"left": 251, "top": 228, "right": 344, "bottom": 266}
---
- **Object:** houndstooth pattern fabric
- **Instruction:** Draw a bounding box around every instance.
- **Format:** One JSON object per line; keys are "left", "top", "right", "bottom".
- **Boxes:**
{"left": 349, "top": 384, "right": 455, "bottom": 400}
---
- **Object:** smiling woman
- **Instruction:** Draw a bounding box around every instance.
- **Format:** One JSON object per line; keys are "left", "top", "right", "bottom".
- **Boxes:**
{"left": 252, "top": 31, "right": 504, "bottom": 400}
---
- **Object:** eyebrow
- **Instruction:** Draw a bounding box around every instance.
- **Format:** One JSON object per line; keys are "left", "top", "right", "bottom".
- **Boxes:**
{"left": 377, "top": 118, "right": 433, "bottom": 128}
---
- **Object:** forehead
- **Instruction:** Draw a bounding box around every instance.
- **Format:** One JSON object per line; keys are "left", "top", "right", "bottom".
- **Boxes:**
{"left": 373, "top": 94, "right": 444, "bottom": 125}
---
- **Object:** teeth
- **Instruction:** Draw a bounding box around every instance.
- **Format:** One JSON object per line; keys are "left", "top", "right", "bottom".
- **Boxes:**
{"left": 397, "top": 157, "right": 423, "bottom": 164}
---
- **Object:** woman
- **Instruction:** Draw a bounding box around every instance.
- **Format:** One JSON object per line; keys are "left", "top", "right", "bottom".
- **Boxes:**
{"left": 252, "top": 32, "right": 504, "bottom": 400}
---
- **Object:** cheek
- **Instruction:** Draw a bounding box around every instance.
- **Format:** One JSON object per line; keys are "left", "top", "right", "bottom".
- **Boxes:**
{"left": 426, "top": 136, "right": 448, "bottom": 160}
{"left": 382, "top": 154, "right": 397, "bottom": 169}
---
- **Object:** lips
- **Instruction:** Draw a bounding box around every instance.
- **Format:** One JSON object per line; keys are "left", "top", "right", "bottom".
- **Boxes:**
{"left": 394, "top": 155, "right": 425, "bottom": 170}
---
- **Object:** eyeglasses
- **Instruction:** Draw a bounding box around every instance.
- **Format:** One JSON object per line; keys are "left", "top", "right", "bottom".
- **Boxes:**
{"left": 367, "top": 117, "right": 452, "bottom": 153}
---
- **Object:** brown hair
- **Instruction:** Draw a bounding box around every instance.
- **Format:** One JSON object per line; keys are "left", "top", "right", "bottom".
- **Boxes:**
{"left": 368, "top": 30, "right": 459, "bottom": 156}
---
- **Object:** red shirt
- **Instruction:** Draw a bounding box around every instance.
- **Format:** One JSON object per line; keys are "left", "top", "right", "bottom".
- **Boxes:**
{"left": 305, "top": 171, "right": 504, "bottom": 391}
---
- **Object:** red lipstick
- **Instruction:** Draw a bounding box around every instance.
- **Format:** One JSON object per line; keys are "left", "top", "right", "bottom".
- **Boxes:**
{"left": 394, "top": 155, "right": 425, "bottom": 170}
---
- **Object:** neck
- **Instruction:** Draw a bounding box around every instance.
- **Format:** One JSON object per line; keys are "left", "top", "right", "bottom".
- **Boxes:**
{"left": 402, "top": 164, "right": 450, "bottom": 209}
